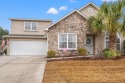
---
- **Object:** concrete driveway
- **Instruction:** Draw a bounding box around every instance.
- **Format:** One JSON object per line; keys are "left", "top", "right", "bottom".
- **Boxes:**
{"left": 0, "top": 56, "right": 46, "bottom": 83}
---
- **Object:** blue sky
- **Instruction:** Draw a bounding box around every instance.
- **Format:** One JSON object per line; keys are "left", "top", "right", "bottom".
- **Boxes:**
{"left": 0, "top": 0, "right": 115, "bottom": 32}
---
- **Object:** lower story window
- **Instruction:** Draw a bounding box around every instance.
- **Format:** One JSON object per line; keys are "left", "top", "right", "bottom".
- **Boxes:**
{"left": 105, "top": 32, "right": 121, "bottom": 50}
{"left": 58, "top": 33, "right": 77, "bottom": 50}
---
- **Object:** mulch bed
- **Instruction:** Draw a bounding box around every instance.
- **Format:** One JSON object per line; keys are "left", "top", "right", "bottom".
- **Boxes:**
{"left": 47, "top": 55, "right": 125, "bottom": 62}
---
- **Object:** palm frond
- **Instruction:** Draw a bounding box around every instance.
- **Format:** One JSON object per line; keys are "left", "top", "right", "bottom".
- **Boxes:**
{"left": 88, "top": 15, "right": 105, "bottom": 34}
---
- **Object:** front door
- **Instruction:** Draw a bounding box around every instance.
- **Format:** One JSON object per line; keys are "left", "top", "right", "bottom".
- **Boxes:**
{"left": 86, "top": 36, "right": 93, "bottom": 55}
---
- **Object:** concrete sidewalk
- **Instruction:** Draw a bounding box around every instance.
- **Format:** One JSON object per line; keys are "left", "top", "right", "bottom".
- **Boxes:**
{"left": 0, "top": 56, "right": 46, "bottom": 83}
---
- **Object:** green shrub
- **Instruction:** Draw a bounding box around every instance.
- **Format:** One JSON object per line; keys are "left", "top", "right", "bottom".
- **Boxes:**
{"left": 102, "top": 48, "right": 110, "bottom": 52}
{"left": 103, "top": 49, "right": 120, "bottom": 58}
{"left": 116, "top": 51, "right": 121, "bottom": 57}
{"left": 47, "top": 50, "right": 56, "bottom": 58}
{"left": 78, "top": 48, "right": 87, "bottom": 56}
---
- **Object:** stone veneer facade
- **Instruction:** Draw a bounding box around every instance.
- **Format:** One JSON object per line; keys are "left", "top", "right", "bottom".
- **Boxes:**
{"left": 47, "top": 12, "right": 89, "bottom": 56}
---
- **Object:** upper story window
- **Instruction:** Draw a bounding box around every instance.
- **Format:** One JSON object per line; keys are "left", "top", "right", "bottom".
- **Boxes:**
{"left": 24, "top": 22, "right": 37, "bottom": 31}
{"left": 58, "top": 33, "right": 77, "bottom": 50}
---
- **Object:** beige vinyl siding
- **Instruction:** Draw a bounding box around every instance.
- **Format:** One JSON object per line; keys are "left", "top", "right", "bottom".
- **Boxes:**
{"left": 94, "top": 33, "right": 105, "bottom": 55}
{"left": 11, "top": 20, "right": 51, "bottom": 35}
{"left": 79, "top": 4, "right": 98, "bottom": 17}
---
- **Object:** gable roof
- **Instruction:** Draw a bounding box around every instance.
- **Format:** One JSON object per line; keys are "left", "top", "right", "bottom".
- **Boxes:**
{"left": 44, "top": 10, "right": 88, "bottom": 31}
{"left": 79, "top": 2, "right": 100, "bottom": 11}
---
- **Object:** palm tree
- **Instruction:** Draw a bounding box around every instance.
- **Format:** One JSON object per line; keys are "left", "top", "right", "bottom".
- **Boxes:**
{"left": 88, "top": 0, "right": 125, "bottom": 51}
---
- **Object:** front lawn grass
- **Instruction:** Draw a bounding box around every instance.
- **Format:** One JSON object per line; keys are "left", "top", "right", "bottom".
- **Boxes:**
{"left": 43, "top": 59, "right": 125, "bottom": 83}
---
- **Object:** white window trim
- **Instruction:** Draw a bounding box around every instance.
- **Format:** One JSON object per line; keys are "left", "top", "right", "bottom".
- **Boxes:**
{"left": 116, "top": 33, "right": 121, "bottom": 51}
{"left": 58, "top": 33, "right": 77, "bottom": 50}
{"left": 24, "top": 22, "right": 38, "bottom": 31}
{"left": 104, "top": 32, "right": 121, "bottom": 51}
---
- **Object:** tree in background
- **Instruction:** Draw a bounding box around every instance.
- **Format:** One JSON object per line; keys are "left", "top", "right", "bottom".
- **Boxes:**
{"left": 0, "top": 26, "right": 9, "bottom": 44}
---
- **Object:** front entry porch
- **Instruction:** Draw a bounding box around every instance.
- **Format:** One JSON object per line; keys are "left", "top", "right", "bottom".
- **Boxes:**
{"left": 85, "top": 35, "right": 95, "bottom": 55}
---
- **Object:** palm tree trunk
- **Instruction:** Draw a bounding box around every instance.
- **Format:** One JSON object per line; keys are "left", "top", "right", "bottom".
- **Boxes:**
{"left": 109, "top": 34, "right": 117, "bottom": 51}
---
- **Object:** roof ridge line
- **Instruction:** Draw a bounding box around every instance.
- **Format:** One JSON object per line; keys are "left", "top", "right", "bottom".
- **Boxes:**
{"left": 44, "top": 10, "right": 88, "bottom": 31}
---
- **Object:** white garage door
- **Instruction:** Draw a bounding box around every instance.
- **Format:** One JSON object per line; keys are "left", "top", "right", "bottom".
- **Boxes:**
{"left": 10, "top": 40, "right": 47, "bottom": 56}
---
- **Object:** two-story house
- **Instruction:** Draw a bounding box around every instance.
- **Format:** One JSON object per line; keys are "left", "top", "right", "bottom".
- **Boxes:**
{"left": 4, "top": 18, "right": 51, "bottom": 56}
{"left": 4, "top": 2, "right": 125, "bottom": 56}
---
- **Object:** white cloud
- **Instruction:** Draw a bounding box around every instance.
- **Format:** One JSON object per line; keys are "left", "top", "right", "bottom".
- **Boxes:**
{"left": 59, "top": 6, "right": 68, "bottom": 11}
{"left": 102, "top": 0, "right": 117, "bottom": 2}
{"left": 47, "top": 8, "right": 59, "bottom": 15}
{"left": 70, "top": 0, "right": 76, "bottom": 3}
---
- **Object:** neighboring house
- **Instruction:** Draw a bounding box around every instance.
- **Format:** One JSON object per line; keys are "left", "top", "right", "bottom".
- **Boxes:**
{"left": 4, "top": 2, "right": 125, "bottom": 56}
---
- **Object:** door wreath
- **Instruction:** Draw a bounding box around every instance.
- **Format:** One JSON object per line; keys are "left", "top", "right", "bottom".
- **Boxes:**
{"left": 86, "top": 39, "right": 91, "bottom": 44}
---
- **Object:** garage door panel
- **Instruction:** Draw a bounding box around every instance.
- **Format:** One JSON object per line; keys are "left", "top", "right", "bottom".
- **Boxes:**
{"left": 10, "top": 40, "right": 47, "bottom": 56}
